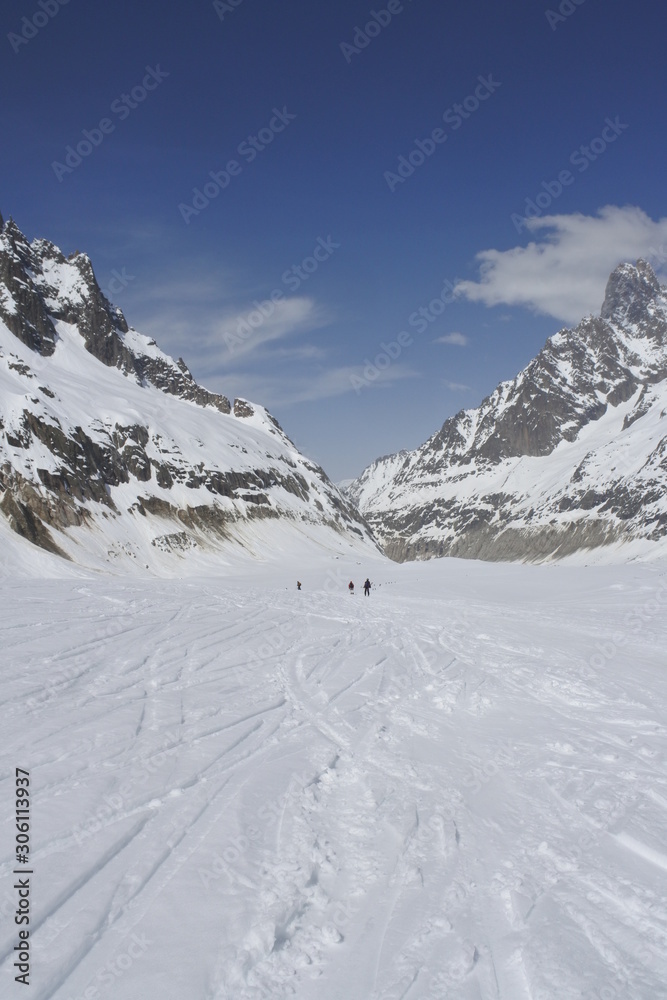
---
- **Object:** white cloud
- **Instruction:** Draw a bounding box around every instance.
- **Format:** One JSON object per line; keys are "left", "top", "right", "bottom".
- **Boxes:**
{"left": 443, "top": 380, "right": 471, "bottom": 391}
{"left": 220, "top": 364, "right": 419, "bottom": 407}
{"left": 216, "top": 296, "right": 328, "bottom": 359}
{"left": 455, "top": 206, "right": 667, "bottom": 325}
{"left": 434, "top": 331, "right": 468, "bottom": 346}
{"left": 270, "top": 344, "right": 329, "bottom": 361}
{"left": 136, "top": 274, "right": 237, "bottom": 306}
{"left": 127, "top": 288, "right": 329, "bottom": 373}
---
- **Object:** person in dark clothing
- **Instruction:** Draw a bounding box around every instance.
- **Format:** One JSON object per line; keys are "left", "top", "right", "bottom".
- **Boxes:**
{"left": 348, "top": 581, "right": 354, "bottom": 593}
{"left": 297, "top": 581, "right": 301, "bottom": 590}
{"left": 363, "top": 578, "right": 371, "bottom": 596}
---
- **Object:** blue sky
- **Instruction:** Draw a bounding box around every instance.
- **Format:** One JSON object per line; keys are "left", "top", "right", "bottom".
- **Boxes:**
{"left": 2, "top": 0, "right": 667, "bottom": 480}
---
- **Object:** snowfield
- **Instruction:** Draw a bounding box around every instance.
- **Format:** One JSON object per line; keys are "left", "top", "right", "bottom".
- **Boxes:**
{"left": 1, "top": 552, "right": 667, "bottom": 999}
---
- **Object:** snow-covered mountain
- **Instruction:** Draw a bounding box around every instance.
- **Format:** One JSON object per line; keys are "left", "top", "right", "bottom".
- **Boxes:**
{"left": 0, "top": 216, "right": 376, "bottom": 571}
{"left": 347, "top": 260, "right": 667, "bottom": 562}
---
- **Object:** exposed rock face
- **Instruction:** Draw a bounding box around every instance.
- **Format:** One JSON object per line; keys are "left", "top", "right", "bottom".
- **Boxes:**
{"left": 0, "top": 218, "right": 375, "bottom": 566}
{"left": 600, "top": 259, "right": 662, "bottom": 326}
{"left": 0, "top": 218, "right": 232, "bottom": 413}
{"left": 0, "top": 221, "right": 59, "bottom": 356}
{"left": 347, "top": 260, "right": 667, "bottom": 562}
{"left": 233, "top": 398, "right": 255, "bottom": 418}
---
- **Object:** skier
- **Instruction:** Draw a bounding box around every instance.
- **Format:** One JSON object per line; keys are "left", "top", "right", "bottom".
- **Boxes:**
{"left": 297, "top": 581, "right": 302, "bottom": 590}
{"left": 348, "top": 581, "right": 355, "bottom": 594}
{"left": 363, "top": 578, "right": 371, "bottom": 596}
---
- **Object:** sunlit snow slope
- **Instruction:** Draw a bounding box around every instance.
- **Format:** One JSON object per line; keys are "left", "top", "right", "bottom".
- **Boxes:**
{"left": 0, "top": 216, "right": 375, "bottom": 571}
{"left": 348, "top": 260, "right": 667, "bottom": 563}
{"left": 1, "top": 555, "right": 666, "bottom": 999}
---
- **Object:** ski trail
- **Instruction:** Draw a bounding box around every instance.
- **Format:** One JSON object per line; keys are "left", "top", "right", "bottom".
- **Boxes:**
{"left": 614, "top": 833, "right": 667, "bottom": 873}
{"left": 0, "top": 815, "right": 151, "bottom": 964}
{"left": 2, "top": 568, "right": 667, "bottom": 999}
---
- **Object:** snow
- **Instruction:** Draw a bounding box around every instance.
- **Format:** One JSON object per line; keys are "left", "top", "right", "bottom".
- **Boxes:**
{"left": 350, "top": 368, "right": 667, "bottom": 556}
{"left": 2, "top": 552, "right": 666, "bottom": 998}
{"left": 349, "top": 268, "right": 667, "bottom": 559}
{"left": 0, "top": 312, "right": 373, "bottom": 571}
{"left": 121, "top": 327, "right": 171, "bottom": 363}
{"left": 0, "top": 285, "right": 17, "bottom": 316}
{"left": 2, "top": 232, "right": 666, "bottom": 995}
{"left": 35, "top": 256, "right": 90, "bottom": 313}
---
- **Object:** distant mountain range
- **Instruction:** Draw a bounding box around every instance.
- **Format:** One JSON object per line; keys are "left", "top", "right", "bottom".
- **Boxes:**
{"left": 0, "top": 216, "right": 375, "bottom": 569}
{"left": 3, "top": 215, "right": 666, "bottom": 571}
{"left": 346, "top": 259, "right": 667, "bottom": 562}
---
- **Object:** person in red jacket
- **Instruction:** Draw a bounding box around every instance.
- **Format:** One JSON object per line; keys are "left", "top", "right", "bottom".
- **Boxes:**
{"left": 348, "top": 581, "right": 354, "bottom": 594}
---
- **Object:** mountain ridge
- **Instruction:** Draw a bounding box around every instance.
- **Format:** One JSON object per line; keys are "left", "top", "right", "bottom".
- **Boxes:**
{"left": 346, "top": 259, "right": 667, "bottom": 562}
{"left": 0, "top": 217, "right": 376, "bottom": 571}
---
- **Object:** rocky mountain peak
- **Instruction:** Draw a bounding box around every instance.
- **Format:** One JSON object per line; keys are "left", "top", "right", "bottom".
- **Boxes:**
{"left": 348, "top": 258, "right": 667, "bottom": 563}
{"left": 600, "top": 259, "right": 663, "bottom": 326}
{"left": 0, "top": 219, "right": 58, "bottom": 356}
{"left": 0, "top": 218, "right": 232, "bottom": 412}
{"left": 0, "top": 218, "right": 376, "bottom": 566}
{"left": 2, "top": 217, "right": 36, "bottom": 271}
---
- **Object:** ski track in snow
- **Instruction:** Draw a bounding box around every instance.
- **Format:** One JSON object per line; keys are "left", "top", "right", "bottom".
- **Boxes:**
{"left": 1, "top": 562, "right": 667, "bottom": 999}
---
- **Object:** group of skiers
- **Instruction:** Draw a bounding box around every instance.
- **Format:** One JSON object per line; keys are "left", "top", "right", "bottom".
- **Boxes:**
{"left": 296, "top": 579, "right": 372, "bottom": 595}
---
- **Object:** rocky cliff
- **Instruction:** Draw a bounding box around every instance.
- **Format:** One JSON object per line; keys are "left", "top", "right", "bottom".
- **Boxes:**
{"left": 0, "top": 216, "right": 375, "bottom": 569}
{"left": 347, "top": 260, "right": 667, "bottom": 562}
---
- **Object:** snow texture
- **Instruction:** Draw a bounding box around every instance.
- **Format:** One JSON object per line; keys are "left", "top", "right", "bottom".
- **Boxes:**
{"left": 1, "top": 551, "right": 666, "bottom": 999}
{"left": 348, "top": 261, "right": 667, "bottom": 563}
{"left": 0, "top": 220, "right": 374, "bottom": 568}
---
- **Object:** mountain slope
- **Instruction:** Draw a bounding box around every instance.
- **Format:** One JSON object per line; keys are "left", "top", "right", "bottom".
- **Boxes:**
{"left": 0, "top": 216, "right": 376, "bottom": 571}
{"left": 347, "top": 260, "right": 667, "bottom": 562}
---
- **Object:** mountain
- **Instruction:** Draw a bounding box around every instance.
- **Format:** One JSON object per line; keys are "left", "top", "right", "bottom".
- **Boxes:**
{"left": 347, "top": 260, "right": 667, "bottom": 562}
{"left": 0, "top": 216, "right": 376, "bottom": 571}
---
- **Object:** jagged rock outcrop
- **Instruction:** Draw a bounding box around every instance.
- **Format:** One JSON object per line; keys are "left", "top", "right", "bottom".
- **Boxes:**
{"left": 347, "top": 260, "right": 667, "bottom": 562}
{"left": 0, "top": 218, "right": 232, "bottom": 412}
{"left": 0, "top": 218, "right": 376, "bottom": 567}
